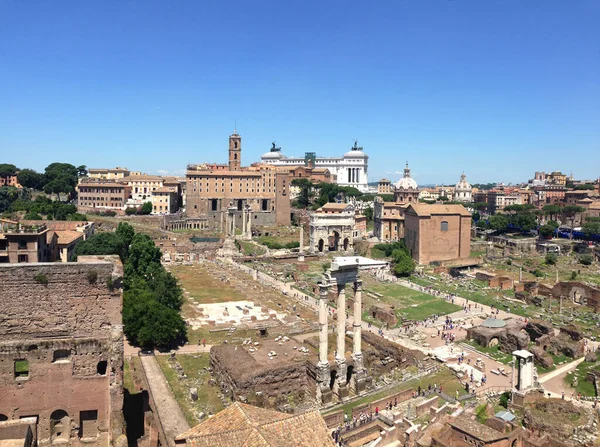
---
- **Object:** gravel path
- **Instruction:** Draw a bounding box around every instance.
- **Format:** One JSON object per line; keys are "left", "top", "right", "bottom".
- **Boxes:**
{"left": 140, "top": 355, "right": 190, "bottom": 446}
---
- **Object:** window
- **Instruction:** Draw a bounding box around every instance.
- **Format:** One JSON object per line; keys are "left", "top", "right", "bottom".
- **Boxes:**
{"left": 18, "top": 254, "right": 29, "bottom": 263}
{"left": 97, "top": 361, "right": 108, "bottom": 375}
{"left": 14, "top": 359, "right": 29, "bottom": 378}
{"left": 79, "top": 410, "right": 98, "bottom": 438}
{"left": 52, "top": 350, "right": 71, "bottom": 363}
{"left": 18, "top": 240, "right": 27, "bottom": 250}
{"left": 441, "top": 221, "right": 448, "bottom": 231}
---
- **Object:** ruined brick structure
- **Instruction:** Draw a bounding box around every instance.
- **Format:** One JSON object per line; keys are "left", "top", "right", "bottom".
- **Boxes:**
{"left": 0, "top": 256, "right": 124, "bottom": 447}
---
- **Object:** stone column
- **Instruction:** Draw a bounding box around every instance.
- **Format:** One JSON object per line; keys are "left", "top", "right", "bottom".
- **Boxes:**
{"left": 246, "top": 209, "right": 252, "bottom": 239}
{"left": 298, "top": 224, "right": 305, "bottom": 262}
{"left": 242, "top": 207, "right": 247, "bottom": 237}
{"left": 232, "top": 213, "right": 236, "bottom": 236}
{"left": 225, "top": 211, "right": 230, "bottom": 236}
{"left": 336, "top": 284, "right": 346, "bottom": 361}
{"left": 318, "top": 283, "right": 329, "bottom": 366}
{"left": 352, "top": 280, "right": 362, "bottom": 360}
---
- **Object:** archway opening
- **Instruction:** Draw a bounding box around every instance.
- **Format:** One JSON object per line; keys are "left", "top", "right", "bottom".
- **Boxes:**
{"left": 318, "top": 239, "right": 324, "bottom": 253}
{"left": 329, "top": 370, "right": 338, "bottom": 390}
{"left": 50, "top": 410, "right": 70, "bottom": 444}
{"left": 0, "top": 414, "right": 8, "bottom": 422}
{"left": 329, "top": 231, "right": 340, "bottom": 251}
{"left": 343, "top": 238, "right": 349, "bottom": 251}
{"left": 346, "top": 365, "right": 354, "bottom": 385}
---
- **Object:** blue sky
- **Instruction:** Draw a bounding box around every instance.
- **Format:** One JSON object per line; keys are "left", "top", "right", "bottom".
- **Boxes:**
{"left": 1, "top": 0, "right": 599, "bottom": 185}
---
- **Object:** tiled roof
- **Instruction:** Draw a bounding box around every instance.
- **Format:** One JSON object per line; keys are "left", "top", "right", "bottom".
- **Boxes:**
{"left": 56, "top": 230, "right": 84, "bottom": 245}
{"left": 176, "top": 403, "right": 335, "bottom": 447}
{"left": 406, "top": 204, "right": 471, "bottom": 217}
{"left": 319, "top": 203, "right": 352, "bottom": 212}
{"left": 20, "top": 220, "right": 88, "bottom": 231}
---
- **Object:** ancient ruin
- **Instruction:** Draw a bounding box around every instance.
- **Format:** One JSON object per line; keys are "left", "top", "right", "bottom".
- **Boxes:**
{"left": 0, "top": 256, "right": 124, "bottom": 447}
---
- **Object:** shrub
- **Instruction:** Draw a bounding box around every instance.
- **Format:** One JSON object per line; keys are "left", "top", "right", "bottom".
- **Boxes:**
{"left": 545, "top": 253, "right": 558, "bottom": 265}
{"left": 102, "top": 210, "right": 117, "bottom": 217}
{"left": 571, "top": 271, "right": 578, "bottom": 280}
{"left": 125, "top": 207, "right": 138, "bottom": 216}
{"left": 533, "top": 269, "right": 544, "bottom": 278}
{"left": 285, "top": 241, "right": 300, "bottom": 249}
{"left": 322, "top": 262, "right": 331, "bottom": 273}
{"left": 506, "top": 259, "right": 512, "bottom": 266}
{"left": 475, "top": 403, "right": 488, "bottom": 424}
{"left": 579, "top": 254, "right": 594, "bottom": 266}
{"left": 499, "top": 392, "right": 510, "bottom": 408}
{"left": 106, "top": 277, "right": 116, "bottom": 292}
{"left": 87, "top": 270, "right": 98, "bottom": 284}
{"left": 34, "top": 273, "right": 48, "bottom": 285}
{"left": 139, "top": 202, "right": 153, "bottom": 215}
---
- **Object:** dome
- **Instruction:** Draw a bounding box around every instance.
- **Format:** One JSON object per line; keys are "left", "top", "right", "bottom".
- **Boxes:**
{"left": 344, "top": 141, "right": 368, "bottom": 158}
{"left": 261, "top": 142, "right": 285, "bottom": 161}
{"left": 455, "top": 173, "right": 472, "bottom": 191}
{"left": 394, "top": 162, "right": 418, "bottom": 190}
{"left": 482, "top": 318, "right": 507, "bottom": 328}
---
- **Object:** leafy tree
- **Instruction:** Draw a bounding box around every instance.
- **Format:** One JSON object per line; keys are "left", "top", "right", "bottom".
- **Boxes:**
{"left": 538, "top": 224, "right": 555, "bottom": 238}
{"left": 379, "top": 194, "right": 394, "bottom": 202}
{"left": 514, "top": 213, "right": 537, "bottom": 233}
{"left": 125, "top": 207, "right": 138, "bottom": 215}
{"left": 543, "top": 204, "right": 561, "bottom": 221}
{"left": 363, "top": 207, "right": 373, "bottom": 221}
{"left": 0, "top": 187, "right": 21, "bottom": 212}
{"left": 17, "top": 169, "right": 45, "bottom": 190}
{"left": 438, "top": 195, "right": 449, "bottom": 202}
{"left": 291, "top": 178, "right": 314, "bottom": 208}
{"left": 561, "top": 205, "right": 585, "bottom": 239}
{"left": 77, "top": 165, "right": 88, "bottom": 177}
{"left": 44, "top": 163, "right": 78, "bottom": 200}
{"left": 73, "top": 232, "right": 127, "bottom": 261}
{"left": 116, "top": 222, "right": 135, "bottom": 248}
{"left": 579, "top": 254, "right": 594, "bottom": 266}
{"left": 392, "top": 249, "right": 415, "bottom": 277}
{"left": 545, "top": 253, "right": 558, "bottom": 265}
{"left": 582, "top": 219, "right": 600, "bottom": 238}
{"left": 472, "top": 212, "right": 481, "bottom": 222}
{"left": 123, "top": 233, "right": 163, "bottom": 286}
{"left": 574, "top": 183, "right": 595, "bottom": 190}
{"left": 488, "top": 215, "right": 510, "bottom": 233}
{"left": 547, "top": 220, "right": 560, "bottom": 229}
{"left": 24, "top": 211, "right": 42, "bottom": 220}
{"left": 139, "top": 202, "right": 153, "bottom": 215}
{"left": 472, "top": 202, "right": 488, "bottom": 211}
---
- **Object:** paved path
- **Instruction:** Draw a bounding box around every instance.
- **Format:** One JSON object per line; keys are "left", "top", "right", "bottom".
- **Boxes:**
{"left": 539, "top": 357, "right": 585, "bottom": 384}
{"left": 140, "top": 355, "right": 190, "bottom": 446}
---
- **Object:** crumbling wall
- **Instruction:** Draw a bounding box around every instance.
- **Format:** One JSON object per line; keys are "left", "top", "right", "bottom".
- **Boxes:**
{"left": 0, "top": 258, "right": 124, "bottom": 447}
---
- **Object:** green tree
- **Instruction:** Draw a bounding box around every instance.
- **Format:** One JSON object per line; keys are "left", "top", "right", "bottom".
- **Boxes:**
{"left": 582, "top": 218, "right": 600, "bottom": 238}
{"left": 363, "top": 207, "right": 373, "bottom": 221}
{"left": 472, "top": 202, "right": 488, "bottom": 212}
{"left": 543, "top": 204, "right": 561, "bottom": 221}
{"left": 514, "top": 213, "right": 537, "bottom": 233}
{"left": 392, "top": 250, "right": 415, "bottom": 277}
{"left": 561, "top": 205, "right": 585, "bottom": 239}
{"left": 574, "top": 183, "right": 595, "bottom": 190}
{"left": 579, "top": 254, "right": 594, "bottom": 266}
{"left": 0, "top": 164, "right": 18, "bottom": 184}
{"left": 538, "top": 224, "right": 555, "bottom": 238}
{"left": 73, "top": 232, "right": 127, "bottom": 261}
{"left": 438, "top": 195, "right": 449, "bottom": 202}
{"left": 17, "top": 169, "right": 45, "bottom": 190}
{"left": 77, "top": 165, "right": 88, "bottom": 177}
{"left": 139, "top": 201, "right": 153, "bottom": 215}
{"left": 545, "top": 253, "right": 558, "bottom": 265}
{"left": 123, "top": 233, "right": 163, "bottom": 286}
{"left": 44, "top": 162, "right": 78, "bottom": 200}
{"left": 488, "top": 215, "right": 510, "bottom": 233}
{"left": 116, "top": 222, "right": 135, "bottom": 249}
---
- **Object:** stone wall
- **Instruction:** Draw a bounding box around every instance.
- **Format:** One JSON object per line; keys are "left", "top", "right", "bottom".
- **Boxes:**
{"left": 0, "top": 257, "right": 124, "bottom": 447}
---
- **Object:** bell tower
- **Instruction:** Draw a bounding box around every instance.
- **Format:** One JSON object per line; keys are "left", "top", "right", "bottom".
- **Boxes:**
{"left": 228, "top": 129, "right": 241, "bottom": 171}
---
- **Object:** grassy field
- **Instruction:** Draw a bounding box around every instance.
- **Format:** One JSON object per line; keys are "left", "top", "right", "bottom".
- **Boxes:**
{"left": 362, "top": 276, "right": 462, "bottom": 323}
{"left": 564, "top": 360, "right": 598, "bottom": 397}
{"left": 169, "top": 264, "right": 242, "bottom": 304}
{"left": 324, "top": 367, "right": 467, "bottom": 417}
{"left": 156, "top": 353, "right": 224, "bottom": 426}
{"left": 463, "top": 340, "right": 513, "bottom": 365}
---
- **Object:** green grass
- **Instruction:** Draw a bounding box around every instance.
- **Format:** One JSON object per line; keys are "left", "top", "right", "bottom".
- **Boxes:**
{"left": 124, "top": 359, "right": 136, "bottom": 393}
{"left": 464, "top": 340, "right": 513, "bottom": 365}
{"left": 14, "top": 360, "right": 29, "bottom": 376}
{"left": 362, "top": 277, "right": 462, "bottom": 324}
{"left": 564, "top": 361, "right": 598, "bottom": 397}
{"left": 156, "top": 354, "right": 224, "bottom": 426}
{"left": 238, "top": 240, "right": 266, "bottom": 256}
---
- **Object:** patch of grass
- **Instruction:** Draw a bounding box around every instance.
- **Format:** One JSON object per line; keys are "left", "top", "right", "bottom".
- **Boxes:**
{"left": 170, "top": 264, "right": 243, "bottom": 304}
{"left": 464, "top": 340, "right": 513, "bottom": 365}
{"left": 564, "top": 361, "right": 598, "bottom": 397}
{"left": 124, "top": 359, "right": 136, "bottom": 394}
{"left": 156, "top": 354, "right": 224, "bottom": 426}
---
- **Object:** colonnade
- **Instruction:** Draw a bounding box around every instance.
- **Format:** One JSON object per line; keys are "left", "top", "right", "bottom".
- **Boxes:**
{"left": 347, "top": 167, "right": 361, "bottom": 184}
{"left": 225, "top": 206, "right": 252, "bottom": 239}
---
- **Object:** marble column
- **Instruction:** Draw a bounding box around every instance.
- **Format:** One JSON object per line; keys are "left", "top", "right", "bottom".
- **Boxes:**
{"left": 232, "top": 213, "right": 236, "bottom": 236}
{"left": 352, "top": 280, "right": 362, "bottom": 360}
{"left": 318, "top": 283, "right": 329, "bottom": 366}
{"left": 246, "top": 209, "right": 252, "bottom": 238}
{"left": 225, "top": 212, "right": 230, "bottom": 236}
{"left": 242, "top": 207, "right": 247, "bottom": 237}
{"left": 298, "top": 224, "right": 305, "bottom": 261}
{"left": 336, "top": 284, "right": 346, "bottom": 361}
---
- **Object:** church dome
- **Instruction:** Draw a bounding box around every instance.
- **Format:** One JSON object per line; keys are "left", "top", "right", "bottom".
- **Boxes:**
{"left": 455, "top": 173, "right": 472, "bottom": 191}
{"left": 394, "top": 163, "right": 418, "bottom": 190}
{"left": 344, "top": 141, "right": 368, "bottom": 158}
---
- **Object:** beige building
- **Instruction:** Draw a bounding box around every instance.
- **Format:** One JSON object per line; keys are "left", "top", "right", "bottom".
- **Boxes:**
{"left": 186, "top": 131, "right": 291, "bottom": 229}
{"left": 309, "top": 203, "right": 355, "bottom": 253}
{"left": 404, "top": 204, "right": 471, "bottom": 265}
{"left": 151, "top": 186, "right": 179, "bottom": 214}
{"left": 77, "top": 180, "right": 132, "bottom": 211}
{"left": 87, "top": 167, "right": 130, "bottom": 180}
{"left": 377, "top": 178, "right": 392, "bottom": 194}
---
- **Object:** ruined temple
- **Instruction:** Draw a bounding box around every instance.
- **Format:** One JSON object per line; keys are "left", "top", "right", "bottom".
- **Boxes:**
{"left": 0, "top": 256, "right": 124, "bottom": 447}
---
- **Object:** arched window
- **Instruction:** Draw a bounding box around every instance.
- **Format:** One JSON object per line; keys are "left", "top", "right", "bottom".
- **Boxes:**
{"left": 234, "top": 142, "right": 238, "bottom": 149}
{"left": 441, "top": 221, "right": 448, "bottom": 231}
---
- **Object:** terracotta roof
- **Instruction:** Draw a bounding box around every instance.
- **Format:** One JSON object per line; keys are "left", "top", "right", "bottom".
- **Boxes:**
{"left": 319, "top": 203, "right": 352, "bottom": 212}
{"left": 448, "top": 419, "right": 507, "bottom": 442}
{"left": 406, "top": 204, "right": 471, "bottom": 217}
{"left": 20, "top": 220, "right": 89, "bottom": 231}
{"left": 176, "top": 402, "right": 335, "bottom": 447}
{"left": 56, "top": 230, "right": 84, "bottom": 245}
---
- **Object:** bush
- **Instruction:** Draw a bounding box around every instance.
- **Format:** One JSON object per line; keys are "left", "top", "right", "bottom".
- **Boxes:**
{"left": 538, "top": 224, "right": 555, "bottom": 238}
{"left": 506, "top": 259, "right": 512, "bottom": 266}
{"left": 571, "top": 271, "right": 578, "bottom": 280}
{"left": 125, "top": 207, "right": 138, "bottom": 216}
{"left": 545, "top": 253, "right": 558, "bottom": 265}
{"left": 87, "top": 270, "right": 98, "bottom": 284}
{"left": 322, "top": 262, "right": 331, "bottom": 273}
{"left": 285, "top": 241, "right": 300, "bottom": 249}
{"left": 499, "top": 392, "right": 510, "bottom": 408}
{"left": 579, "top": 254, "right": 594, "bottom": 266}
{"left": 34, "top": 273, "right": 48, "bottom": 285}
{"left": 24, "top": 211, "right": 42, "bottom": 220}
{"left": 533, "top": 269, "right": 544, "bottom": 278}
{"left": 475, "top": 403, "right": 488, "bottom": 424}
{"left": 139, "top": 202, "right": 153, "bottom": 215}
{"left": 102, "top": 210, "right": 117, "bottom": 217}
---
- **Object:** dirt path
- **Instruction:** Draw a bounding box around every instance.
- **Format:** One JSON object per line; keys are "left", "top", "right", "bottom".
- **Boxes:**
{"left": 139, "top": 355, "right": 190, "bottom": 446}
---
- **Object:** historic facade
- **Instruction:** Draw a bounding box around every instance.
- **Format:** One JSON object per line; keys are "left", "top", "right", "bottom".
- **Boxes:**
{"left": 186, "top": 131, "right": 291, "bottom": 229}
{"left": 0, "top": 256, "right": 124, "bottom": 447}
{"left": 261, "top": 141, "right": 369, "bottom": 192}
{"left": 404, "top": 204, "right": 472, "bottom": 265}
{"left": 374, "top": 163, "right": 419, "bottom": 242}
{"left": 309, "top": 203, "right": 355, "bottom": 254}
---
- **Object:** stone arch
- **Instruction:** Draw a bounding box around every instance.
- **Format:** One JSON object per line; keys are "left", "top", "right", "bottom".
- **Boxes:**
{"left": 329, "top": 231, "right": 340, "bottom": 251}
{"left": 343, "top": 237, "right": 349, "bottom": 251}
{"left": 50, "top": 410, "right": 70, "bottom": 444}
{"left": 346, "top": 364, "right": 354, "bottom": 384}
{"left": 318, "top": 239, "right": 324, "bottom": 253}
{"left": 329, "top": 370, "right": 338, "bottom": 390}
{"left": 0, "top": 414, "right": 8, "bottom": 421}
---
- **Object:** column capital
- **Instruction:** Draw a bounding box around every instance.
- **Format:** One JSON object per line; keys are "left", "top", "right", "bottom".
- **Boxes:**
{"left": 354, "top": 279, "right": 363, "bottom": 292}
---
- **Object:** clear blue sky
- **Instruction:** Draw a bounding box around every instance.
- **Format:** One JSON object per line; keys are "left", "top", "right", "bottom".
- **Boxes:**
{"left": 1, "top": 0, "right": 599, "bottom": 185}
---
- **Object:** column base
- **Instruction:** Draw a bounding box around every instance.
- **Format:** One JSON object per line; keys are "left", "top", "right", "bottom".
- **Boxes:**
{"left": 316, "top": 361, "right": 332, "bottom": 405}
{"left": 298, "top": 253, "right": 305, "bottom": 262}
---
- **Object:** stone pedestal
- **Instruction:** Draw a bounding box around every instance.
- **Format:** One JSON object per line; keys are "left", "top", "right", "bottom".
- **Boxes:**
{"left": 350, "top": 353, "right": 367, "bottom": 394}
{"left": 316, "top": 361, "right": 332, "bottom": 404}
